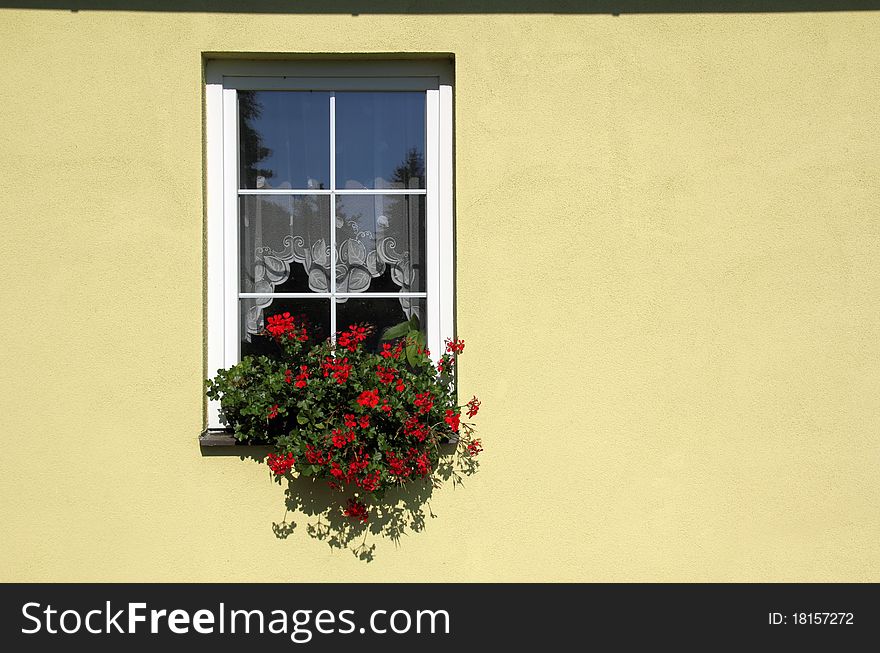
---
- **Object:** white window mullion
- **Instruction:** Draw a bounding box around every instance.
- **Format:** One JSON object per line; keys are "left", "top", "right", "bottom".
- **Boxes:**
{"left": 329, "top": 92, "right": 337, "bottom": 341}
{"left": 239, "top": 292, "right": 428, "bottom": 299}
{"left": 237, "top": 188, "right": 426, "bottom": 195}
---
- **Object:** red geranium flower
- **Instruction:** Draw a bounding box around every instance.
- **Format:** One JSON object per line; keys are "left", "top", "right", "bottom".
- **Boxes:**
{"left": 445, "top": 338, "right": 465, "bottom": 354}
{"left": 357, "top": 389, "right": 380, "bottom": 409}
{"left": 331, "top": 429, "right": 349, "bottom": 449}
{"left": 267, "top": 452, "right": 296, "bottom": 475}
{"left": 414, "top": 392, "right": 434, "bottom": 414}
{"left": 266, "top": 312, "right": 308, "bottom": 342}
{"left": 337, "top": 324, "right": 369, "bottom": 352}
{"left": 466, "top": 396, "right": 481, "bottom": 418}
{"left": 444, "top": 409, "right": 460, "bottom": 433}
{"left": 467, "top": 439, "right": 483, "bottom": 456}
{"left": 376, "top": 365, "right": 397, "bottom": 385}
{"left": 343, "top": 499, "right": 369, "bottom": 524}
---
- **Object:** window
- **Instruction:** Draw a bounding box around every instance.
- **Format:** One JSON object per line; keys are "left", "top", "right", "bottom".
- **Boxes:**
{"left": 205, "top": 60, "right": 454, "bottom": 429}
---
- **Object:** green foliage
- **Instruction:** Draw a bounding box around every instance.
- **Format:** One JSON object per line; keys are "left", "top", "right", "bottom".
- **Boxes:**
{"left": 205, "top": 315, "right": 482, "bottom": 521}
{"left": 381, "top": 315, "right": 426, "bottom": 368}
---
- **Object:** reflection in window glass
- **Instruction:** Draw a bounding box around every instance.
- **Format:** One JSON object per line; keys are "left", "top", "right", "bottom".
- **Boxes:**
{"left": 239, "top": 91, "right": 330, "bottom": 190}
{"left": 335, "top": 92, "right": 426, "bottom": 190}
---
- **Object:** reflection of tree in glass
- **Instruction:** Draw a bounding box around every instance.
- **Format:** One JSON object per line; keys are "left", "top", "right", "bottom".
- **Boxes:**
{"left": 239, "top": 91, "right": 274, "bottom": 187}
{"left": 336, "top": 148, "right": 423, "bottom": 237}
{"left": 391, "top": 147, "right": 425, "bottom": 189}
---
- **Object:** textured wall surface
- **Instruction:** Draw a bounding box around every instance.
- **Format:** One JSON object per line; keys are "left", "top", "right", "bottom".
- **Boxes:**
{"left": 1, "top": 9, "right": 879, "bottom": 581}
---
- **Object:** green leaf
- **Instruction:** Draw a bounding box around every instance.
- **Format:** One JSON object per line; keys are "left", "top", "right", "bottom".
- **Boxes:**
{"left": 381, "top": 320, "right": 410, "bottom": 341}
{"left": 296, "top": 414, "right": 309, "bottom": 425}
{"left": 406, "top": 343, "right": 419, "bottom": 367}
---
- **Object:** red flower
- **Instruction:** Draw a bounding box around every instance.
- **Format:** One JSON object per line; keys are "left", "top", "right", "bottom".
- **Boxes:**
{"left": 395, "top": 380, "right": 406, "bottom": 392}
{"left": 357, "top": 389, "right": 380, "bottom": 409}
{"left": 444, "top": 409, "right": 460, "bottom": 433}
{"left": 386, "top": 450, "right": 410, "bottom": 477}
{"left": 267, "top": 404, "right": 279, "bottom": 419}
{"left": 445, "top": 338, "right": 465, "bottom": 354}
{"left": 305, "top": 445, "right": 327, "bottom": 465}
{"left": 266, "top": 312, "right": 308, "bottom": 342}
{"left": 381, "top": 400, "right": 392, "bottom": 413}
{"left": 266, "top": 312, "right": 295, "bottom": 337}
{"left": 403, "top": 416, "right": 428, "bottom": 442}
{"left": 376, "top": 365, "right": 397, "bottom": 385}
{"left": 343, "top": 499, "right": 369, "bottom": 524}
{"left": 357, "top": 470, "right": 381, "bottom": 492}
{"left": 415, "top": 452, "right": 431, "bottom": 476}
{"left": 331, "top": 429, "right": 349, "bottom": 449}
{"left": 322, "top": 357, "right": 351, "bottom": 385}
{"left": 380, "top": 343, "right": 394, "bottom": 359}
{"left": 466, "top": 396, "right": 481, "bottom": 418}
{"left": 414, "top": 392, "right": 434, "bottom": 414}
{"left": 267, "top": 452, "right": 296, "bottom": 475}
{"left": 284, "top": 369, "right": 292, "bottom": 384}
{"left": 294, "top": 365, "right": 309, "bottom": 389}
{"left": 344, "top": 413, "right": 357, "bottom": 428}
{"left": 358, "top": 415, "right": 370, "bottom": 429}
{"left": 337, "top": 324, "right": 369, "bottom": 352}
{"left": 467, "top": 439, "right": 483, "bottom": 456}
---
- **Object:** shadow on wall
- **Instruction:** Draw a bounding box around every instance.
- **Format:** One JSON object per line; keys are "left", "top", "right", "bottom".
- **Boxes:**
{"left": 2, "top": 0, "right": 879, "bottom": 13}
{"left": 202, "top": 443, "right": 478, "bottom": 562}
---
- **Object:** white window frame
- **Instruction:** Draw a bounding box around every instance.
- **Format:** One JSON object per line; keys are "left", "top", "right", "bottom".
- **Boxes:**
{"left": 205, "top": 59, "right": 454, "bottom": 429}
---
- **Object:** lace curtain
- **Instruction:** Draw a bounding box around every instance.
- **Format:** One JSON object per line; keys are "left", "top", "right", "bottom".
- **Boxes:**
{"left": 242, "top": 194, "right": 422, "bottom": 337}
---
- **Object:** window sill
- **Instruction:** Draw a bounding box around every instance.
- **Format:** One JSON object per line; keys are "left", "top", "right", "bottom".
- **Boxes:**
{"left": 199, "top": 429, "right": 459, "bottom": 447}
{"left": 199, "top": 429, "right": 265, "bottom": 447}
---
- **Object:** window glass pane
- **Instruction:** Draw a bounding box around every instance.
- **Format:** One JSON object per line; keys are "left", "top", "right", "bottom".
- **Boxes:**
{"left": 335, "top": 194, "right": 424, "bottom": 293}
{"left": 335, "top": 92, "right": 426, "bottom": 190}
{"left": 240, "top": 195, "right": 331, "bottom": 294}
{"left": 240, "top": 298, "right": 330, "bottom": 358}
{"left": 336, "top": 298, "right": 426, "bottom": 354}
{"left": 239, "top": 91, "right": 330, "bottom": 190}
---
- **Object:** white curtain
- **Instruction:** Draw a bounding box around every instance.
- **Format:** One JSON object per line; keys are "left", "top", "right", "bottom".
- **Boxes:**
{"left": 243, "top": 195, "right": 421, "bottom": 336}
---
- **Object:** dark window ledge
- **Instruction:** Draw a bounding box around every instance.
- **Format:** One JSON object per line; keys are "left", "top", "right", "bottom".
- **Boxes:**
{"left": 199, "top": 429, "right": 459, "bottom": 447}
{"left": 199, "top": 429, "right": 262, "bottom": 447}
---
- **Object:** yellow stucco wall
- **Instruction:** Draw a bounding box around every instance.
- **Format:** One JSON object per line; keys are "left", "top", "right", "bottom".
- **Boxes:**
{"left": 1, "top": 8, "right": 879, "bottom": 582}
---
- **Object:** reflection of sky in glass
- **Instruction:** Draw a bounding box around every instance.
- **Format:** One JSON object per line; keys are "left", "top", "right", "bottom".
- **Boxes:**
{"left": 335, "top": 92, "right": 426, "bottom": 189}
{"left": 240, "top": 91, "right": 330, "bottom": 189}
{"left": 241, "top": 91, "right": 426, "bottom": 191}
